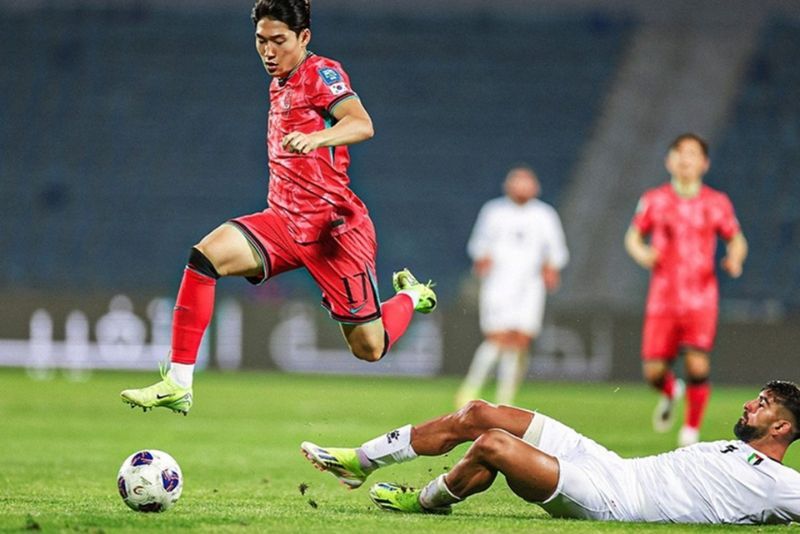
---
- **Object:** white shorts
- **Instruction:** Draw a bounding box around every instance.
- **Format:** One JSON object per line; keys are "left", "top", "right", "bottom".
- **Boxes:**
{"left": 479, "top": 278, "right": 545, "bottom": 335}
{"left": 524, "top": 414, "right": 644, "bottom": 522}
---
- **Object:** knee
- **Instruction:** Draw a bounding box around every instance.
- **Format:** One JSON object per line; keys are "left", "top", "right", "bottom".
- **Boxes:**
{"left": 349, "top": 341, "right": 384, "bottom": 363}
{"left": 642, "top": 365, "right": 666, "bottom": 387}
{"left": 685, "top": 353, "right": 710, "bottom": 380}
{"left": 187, "top": 247, "right": 221, "bottom": 279}
{"left": 456, "top": 399, "right": 500, "bottom": 438}
{"left": 471, "top": 429, "right": 512, "bottom": 461}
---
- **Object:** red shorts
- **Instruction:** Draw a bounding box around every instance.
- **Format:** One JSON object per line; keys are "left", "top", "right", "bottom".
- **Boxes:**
{"left": 229, "top": 209, "right": 381, "bottom": 324}
{"left": 641, "top": 309, "right": 718, "bottom": 360}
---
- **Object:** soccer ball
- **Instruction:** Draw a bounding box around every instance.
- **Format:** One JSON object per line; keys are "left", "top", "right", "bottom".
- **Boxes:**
{"left": 117, "top": 449, "right": 183, "bottom": 512}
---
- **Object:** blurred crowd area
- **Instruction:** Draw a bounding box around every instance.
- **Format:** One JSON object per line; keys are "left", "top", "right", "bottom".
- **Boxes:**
{"left": 1, "top": 0, "right": 800, "bottom": 316}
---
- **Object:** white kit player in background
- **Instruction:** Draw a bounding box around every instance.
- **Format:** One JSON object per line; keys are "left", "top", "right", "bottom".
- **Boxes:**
{"left": 457, "top": 164, "right": 569, "bottom": 407}
{"left": 302, "top": 380, "right": 800, "bottom": 525}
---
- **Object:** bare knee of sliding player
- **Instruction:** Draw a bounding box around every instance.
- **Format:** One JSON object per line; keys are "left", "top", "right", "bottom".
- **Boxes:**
{"left": 472, "top": 430, "right": 559, "bottom": 503}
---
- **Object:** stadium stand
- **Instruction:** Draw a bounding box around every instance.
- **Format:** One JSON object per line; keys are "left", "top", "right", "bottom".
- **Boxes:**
{"left": 711, "top": 19, "right": 800, "bottom": 309}
{"left": 0, "top": 6, "right": 631, "bottom": 298}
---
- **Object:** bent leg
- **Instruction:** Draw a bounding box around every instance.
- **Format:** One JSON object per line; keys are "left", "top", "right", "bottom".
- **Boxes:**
{"left": 441, "top": 429, "right": 559, "bottom": 503}
{"left": 340, "top": 320, "right": 386, "bottom": 362}
{"left": 172, "top": 224, "right": 262, "bottom": 368}
{"left": 339, "top": 289, "right": 419, "bottom": 362}
{"left": 302, "top": 400, "right": 543, "bottom": 491}
{"left": 196, "top": 223, "right": 263, "bottom": 277}
{"left": 411, "top": 400, "right": 535, "bottom": 456}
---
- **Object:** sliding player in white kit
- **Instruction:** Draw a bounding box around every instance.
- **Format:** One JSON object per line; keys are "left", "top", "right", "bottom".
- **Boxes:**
{"left": 456, "top": 165, "right": 568, "bottom": 407}
{"left": 302, "top": 380, "right": 800, "bottom": 525}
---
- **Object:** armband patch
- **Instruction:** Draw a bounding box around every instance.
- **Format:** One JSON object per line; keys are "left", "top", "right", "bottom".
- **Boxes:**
{"left": 319, "top": 67, "right": 349, "bottom": 96}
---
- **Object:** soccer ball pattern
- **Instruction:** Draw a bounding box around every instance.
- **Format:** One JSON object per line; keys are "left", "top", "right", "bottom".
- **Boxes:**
{"left": 117, "top": 449, "right": 183, "bottom": 512}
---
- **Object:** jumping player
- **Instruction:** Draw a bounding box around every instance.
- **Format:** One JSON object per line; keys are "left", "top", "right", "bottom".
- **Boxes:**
{"left": 302, "top": 380, "right": 800, "bottom": 525}
{"left": 120, "top": 0, "right": 436, "bottom": 414}
{"left": 624, "top": 133, "right": 747, "bottom": 446}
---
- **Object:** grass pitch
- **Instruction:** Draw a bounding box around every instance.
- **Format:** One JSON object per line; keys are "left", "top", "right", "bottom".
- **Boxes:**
{"left": 0, "top": 368, "right": 796, "bottom": 532}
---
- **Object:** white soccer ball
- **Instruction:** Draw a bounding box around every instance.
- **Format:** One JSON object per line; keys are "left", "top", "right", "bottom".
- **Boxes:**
{"left": 117, "top": 449, "right": 183, "bottom": 512}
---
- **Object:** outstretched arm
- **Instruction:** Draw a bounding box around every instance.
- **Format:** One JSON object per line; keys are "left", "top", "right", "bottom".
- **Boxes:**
{"left": 282, "top": 97, "right": 374, "bottom": 154}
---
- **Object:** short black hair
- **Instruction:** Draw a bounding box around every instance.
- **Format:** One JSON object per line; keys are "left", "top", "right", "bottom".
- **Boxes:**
{"left": 764, "top": 380, "right": 800, "bottom": 442}
{"left": 668, "top": 132, "right": 709, "bottom": 158}
{"left": 251, "top": 0, "right": 310, "bottom": 34}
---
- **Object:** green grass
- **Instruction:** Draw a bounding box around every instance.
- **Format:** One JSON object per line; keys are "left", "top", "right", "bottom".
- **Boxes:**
{"left": 0, "top": 368, "right": 795, "bottom": 532}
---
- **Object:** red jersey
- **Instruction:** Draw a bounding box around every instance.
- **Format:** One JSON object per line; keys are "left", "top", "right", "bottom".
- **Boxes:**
{"left": 631, "top": 183, "right": 740, "bottom": 315}
{"left": 266, "top": 53, "right": 368, "bottom": 243}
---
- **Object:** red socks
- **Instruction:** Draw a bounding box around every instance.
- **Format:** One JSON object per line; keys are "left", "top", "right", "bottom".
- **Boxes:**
{"left": 170, "top": 268, "right": 216, "bottom": 364}
{"left": 686, "top": 380, "right": 711, "bottom": 429}
{"left": 660, "top": 370, "right": 676, "bottom": 398}
{"left": 380, "top": 293, "right": 415, "bottom": 354}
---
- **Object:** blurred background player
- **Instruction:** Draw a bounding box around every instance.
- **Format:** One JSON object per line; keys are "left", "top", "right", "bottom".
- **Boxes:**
{"left": 302, "top": 380, "right": 800, "bottom": 524}
{"left": 625, "top": 132, "right": 748, "bottom": 446}
{"left": 120, "top": 0, "right": 436, "bottom": 414}
{"left": 455, "top": 165, "right": 568, "bottom": 407}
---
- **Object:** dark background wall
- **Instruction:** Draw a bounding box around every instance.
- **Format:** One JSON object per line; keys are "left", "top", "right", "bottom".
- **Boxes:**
{"left": 2, "top": 1, "right": 800, "bottom": 383}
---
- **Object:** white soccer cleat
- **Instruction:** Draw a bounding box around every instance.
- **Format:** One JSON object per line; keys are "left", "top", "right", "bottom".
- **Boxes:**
{"left": 652, "top": 379, "right": 685, "bottom": 433}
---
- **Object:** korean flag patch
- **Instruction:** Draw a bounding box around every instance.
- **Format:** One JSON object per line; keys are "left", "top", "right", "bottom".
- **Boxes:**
{"left": 318, "top": 67, "right": 349, "bottom": 95}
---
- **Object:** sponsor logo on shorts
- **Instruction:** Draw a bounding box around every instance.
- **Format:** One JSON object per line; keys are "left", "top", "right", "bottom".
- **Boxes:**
{"left": 349, "top": 302, "right": 367, "bottom": 314}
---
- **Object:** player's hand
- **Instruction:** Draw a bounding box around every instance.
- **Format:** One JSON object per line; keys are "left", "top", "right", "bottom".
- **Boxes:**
{"left": 282, "top": 131, "right": 319, "bottom": 154}
{"left": 721, "top": 256, "right": 743, "bottom": 278}
{"left": 542, "top": 264, "right": 561, "bottom": 293}
{"left": 636, "top": 247, "right": 659, "bottom": 270}
{"left": 473, "top": 257, "right": 492, "bottom": 278}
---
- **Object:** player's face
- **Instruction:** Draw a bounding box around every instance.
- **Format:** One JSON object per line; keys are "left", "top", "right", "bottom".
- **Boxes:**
{"left": 255, "top": 18, "right": 310, "bottom": 78}
{"left": 504, "top": 170, "right": 539, "bottom": 205}
{"left": 665, "top": 139, "right": 710, "bottom": 182}
{"left": 733, "top": 390, "right": 785, "bottom": 442}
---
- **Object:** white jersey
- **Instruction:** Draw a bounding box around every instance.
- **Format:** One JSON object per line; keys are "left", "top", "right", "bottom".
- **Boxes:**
{"left": 633, "top": 440, "right": 800, "bottom": 524}
{"left": 533, "top": 415, "right": 800, "bottom": 525}
{"left": 467, "top": 197, "right": 568, "bottom": 334}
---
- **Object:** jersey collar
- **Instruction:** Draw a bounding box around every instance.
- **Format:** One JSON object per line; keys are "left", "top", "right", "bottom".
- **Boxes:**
{"left": 278, "top": 51, "right": 314, "bottom": 87}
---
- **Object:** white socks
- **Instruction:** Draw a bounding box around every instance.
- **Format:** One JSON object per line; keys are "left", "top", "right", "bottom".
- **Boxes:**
{"left": 460, "top": 341, "right": 501, "bottom": 396}
{"left": 496, "top": 349, "right": 528, "bottom": 405}
{"left": 168, "top": 362, "right": 194, "bottom": 388}
{"left": 359, "top": 424, "right": 417, "bottom": 467}
{"left": 419, "top": 474, "right": 461, "bottom": 509}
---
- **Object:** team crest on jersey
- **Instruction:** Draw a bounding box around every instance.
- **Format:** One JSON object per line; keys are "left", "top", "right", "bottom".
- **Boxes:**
{"left": 280, "top": 91, "right": 292, "bottom": 111}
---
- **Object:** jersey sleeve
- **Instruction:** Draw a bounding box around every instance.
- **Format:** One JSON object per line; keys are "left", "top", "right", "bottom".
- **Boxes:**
{"left": 307, "top": 60, "right": 358, "bottom": 114}
{"left": 630, "top": 192, "right": 654, "bottom": 235}
{"left": 467, "top": 202, "right": 495, "bottom": 260}
{"left": 714, "top": 192, "right": 741, "bottom": 241}
{"left": 543, "top": 206, "right": 569, "bottom": 269}
{"left": 771, "top": 472, "right": 800, "bottom": 524}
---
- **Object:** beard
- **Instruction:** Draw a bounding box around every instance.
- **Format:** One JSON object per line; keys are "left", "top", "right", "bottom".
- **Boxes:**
{"left": 733, "top": 419, "right": 768, "bottom": 442}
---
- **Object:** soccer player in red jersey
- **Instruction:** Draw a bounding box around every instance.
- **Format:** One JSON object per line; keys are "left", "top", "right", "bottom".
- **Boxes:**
{"left": 120, "top": 0, "right": 436, "bottom": 415}
{"left": 625, "top": 133, "right": 748, "bottom": 446}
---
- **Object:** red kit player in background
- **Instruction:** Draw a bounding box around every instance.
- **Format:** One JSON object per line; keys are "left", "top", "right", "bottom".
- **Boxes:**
{"left": 121, "top": 0, "right": 436, "bottom": 414}
{"left": 625, "top": 133, "right": 748, "bottom": 447}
